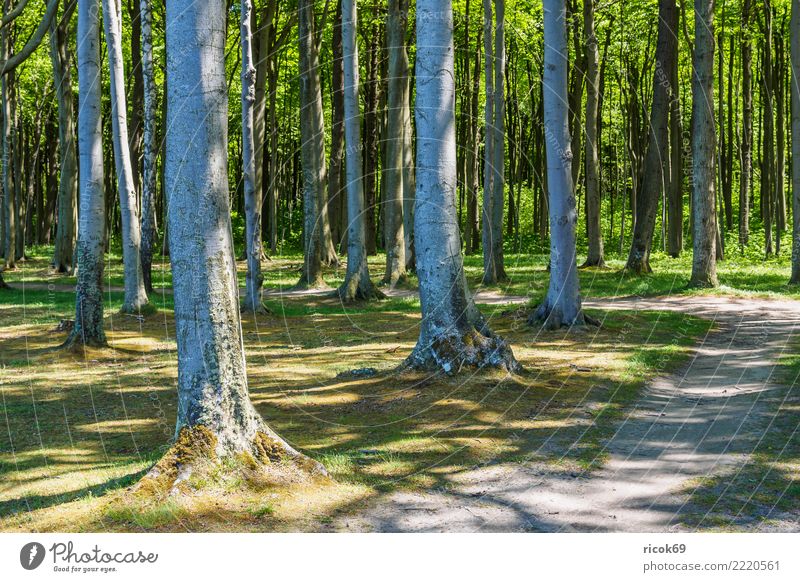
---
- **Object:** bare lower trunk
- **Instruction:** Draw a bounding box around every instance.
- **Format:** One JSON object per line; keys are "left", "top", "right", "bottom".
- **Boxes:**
{"left": 582, "top": 0, "right": 604, "bottom": 267}
{"left": 50, "top": 12, "right": 78, "bottom": 274}
{"left": 382, "top": 0, "right": 409, "bottom": 288}
{"left": 241, "top": 0, "right": 265, "bottom": 313}
{"left": 102, "top": 0, "right": 148, "bottom": 312}
{"left": 531, "top": 0, "right": 593, "bottom": 330}
{"left": 409, "top": 0, "right": 518, "bottom": 373}
{"left": 688, "top": 0, "right": 718, "bottom": 288}
{"left": 339, "top": 0, "right": 384, "bottom": 302}
{"left": 740, "top": 0, "right": 752, "bottom": 248}
{"left": 140, "top": 0, "right": 157, "bottom": 293}
{"left": 790, "top": 0, "right": 800, "bottom": 283}
{"left": 64, "top": 0, "right": 106, "bottom": 350}
{"left": 625, "top": 0, "right": 677, "bottom": 275}
{"left": 157, "top": 0, "right": 324, "bottom": 483}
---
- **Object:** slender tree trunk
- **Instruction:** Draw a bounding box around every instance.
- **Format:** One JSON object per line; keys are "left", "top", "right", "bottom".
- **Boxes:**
{"left": 297, "top": 0, "right": 328, "bottom": 288}
{"left": 64, "top": 0, "right": 107, "bottom": 349}
{"left": 625, "top": 0, "right": 677, "bottom": 274}
{"left": 740, "top": 0, "right": 752, "bottom": 248}
{"left": 140, "top": 0, "right": 157, "bottom": 293}
{"left": 240, "top": 0, "right": 265, "bottom": 313}
{"left": 531, "top": 0, "right": 594, "bottom": 329}
{"left": 667, "top": 29, "right": 684, "bottom": 258}
{"left": 154, "top": 0, "right": 324, "bottom": 481}
{"left": 328, "top": 0, "right": 345, "bottom": 252}
{"left": 50, "top": 10, "right": 78, "bottom": 274}
{"left": 2, "top": 8, "right": 15, "bottom": 270}
{"left": 382, "top": 0, "right": 410, "bottom": 288}
{"left": 582, "top": 0, "right": 604, "bottom": 267}
{"left": 102, "top": 0, "right": 148, "bottom": 312}
{"left": 790, "top": 0, "right": 800, "bottom": 282}
{"left": 688, "top": 0, "right": 718, "bottom": 288}
{"left": 338, "top": 0, "right": 384, "bottom": 302}
{"left": 408, "top": 0, "right": 517, "bottom": 373}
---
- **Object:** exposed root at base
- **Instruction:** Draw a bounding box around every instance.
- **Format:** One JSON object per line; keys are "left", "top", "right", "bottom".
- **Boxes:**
{"left": 528, "top": 304, "right": 602, "bottom": 331}
{"left": 134, "top": 426, "right": 327, "bottom": 499}
{"left": 404, "top": 329, "right": 521, "bottom": 375}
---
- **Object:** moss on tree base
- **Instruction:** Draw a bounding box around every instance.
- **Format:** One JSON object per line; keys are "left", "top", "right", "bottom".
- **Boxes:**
{"left": 134, "top": 425, "right": 327, "bottom": 499}
{"left": 528, "top": 304, "right": 602, "bottom": 331}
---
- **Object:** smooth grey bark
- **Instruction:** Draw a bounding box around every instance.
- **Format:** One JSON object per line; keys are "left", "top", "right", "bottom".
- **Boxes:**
{"left": 790, "top": 0, "right": 800, "bottom": 283}
{"left": 64, "top": 0, "right": 106, "bottom": 349}
{"left": 740, "top": 0, "right": 752, "bottom": 248}
{"left": 140, "top": 0, "right": 157, "bottom": 293}
{"left": 241, "top": 0, "right": 265, "bottom": 312}
{"left": 102, "top": 0, "right": 148, "bottom": 312}
{"left": 581, "top": 0, "right": 604, "bottom": 267}
{"left": 481, "top": 0, "right": 508, "bottom": 285}
{"left": 1, "top": 2, "right": 14, "bottom": 269}
{"left": 401, "top": 26, "right": 415, "bottom": 270}
{"left": 338, "top": 0, "right": 383, "bottom": 302}
{"left": 382, "top": 0, "right": 409, "bottom": 288}
{"left": 163, "top": 0, "right": 323, "bottom": 470}
{"left": 667, "top": 36, "right": 683, "bottom": 258}
{"left": 688, "top": 0, "right": 718, "bottom": 288}
{"left": 50, "top": 8, "right": 78, "bottom": 274}
{"left": 625, "top": 0, "right": 677, "bottom": 274}
{"left": 408, "top": 0, "right": 517, "bottom": 373}
{"left": 297, "top": 0, "right": 328, "bottom": 288}
{"left": 530, "top": 0, "right": 592, "bottom": 330}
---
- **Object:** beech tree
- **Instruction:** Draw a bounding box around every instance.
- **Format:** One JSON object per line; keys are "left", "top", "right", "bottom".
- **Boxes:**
{"left": 338, "top": 0, "right": 383, "bottom": 301}
{"left": 408, "top": 0, "right": 517, "bottom": 373}
{"left": 64, "top": 0, "right": 106, "bottom": 349}
{"left": 530, "top": 0, "right": 592, "bottom": 329}
{"left": 156, "top": 0, "right": 324, "bottom": 477}
{"left": 102, "top": 0, "right": 148, "bottom": 313}
{"left": 791, "top": 0, "right": 800, "bottom": 283}
{"left": 139, "top": 0, "right": 157, "bottom": 294}
{"left": 688, "top": 0, "right": 718, "bottom": 288}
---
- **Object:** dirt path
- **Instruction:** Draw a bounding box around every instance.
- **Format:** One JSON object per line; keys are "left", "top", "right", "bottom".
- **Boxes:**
{"left": 334, "top": 296, "right": 800, "bottom": 532}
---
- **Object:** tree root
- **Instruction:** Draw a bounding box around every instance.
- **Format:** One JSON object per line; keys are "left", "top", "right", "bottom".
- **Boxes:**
{"left": 528, "top": 303, "right": 601, "bottom": 330}
{"left": 406, "top": 328, "right": 521, "bottom": 374}
{"left": 133, "top": 425, "right": 327, "bottom": 499}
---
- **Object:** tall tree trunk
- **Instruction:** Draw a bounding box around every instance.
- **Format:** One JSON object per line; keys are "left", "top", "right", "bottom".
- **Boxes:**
{"left": 409, "top": 0, "right": 517, "bottom": 373}
{"left": 582, "top": 0, "right": 604, "bottom": 267}
{"left": 481, "top": 0, "right": 507, "bottom": 285}
{"left": 740, "top": 0, "right": 753, "bottom": 248}
{"left": 531, "top": 0, "right": 594, "bottom": 329}
{"left": 382, "top": 0, "right": 410, "bottom": 288}
{"left": 328, "top": 0, "right": 345, "bottom": 252}
{"left": 625, "top": 0, "right": 677, "bottom": 274}
{"left": 155, "top": 0, "right": 324, "bottom": 480}
{"left": 65, "top": 0, "right": 107, "bottom": 349}
{"left": 688, "top": 0, "right": 718, "bottom": 287}
{"left": 140, "top": 0, "right": 157, "bottom": 293}
{"left": 102, "top": 0, "right": 148, "bottom": 312}
{"left": 241, "top": 0, "right": 265, "bottom": 313}
{"left": 2, "top": 7, "right": 15, "bottom": 270}
{"left": 297, "top": 0, "right": 328, "bottom": 288}
{"left": 50, "top": 9, "right": 78, "bottom": 274}
{"left": 667, "top": 27, "right": 684, "bottom": 258}
{"left": 338, "top": 0, "right": 384, "bottom": 301}
{"left": 791, "top": 0, "right": 800, "bottom": 282}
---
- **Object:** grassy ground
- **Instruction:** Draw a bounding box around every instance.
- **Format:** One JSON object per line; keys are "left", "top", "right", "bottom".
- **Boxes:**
{"left": 1, "top": 243, "right": 795, "bottom": 532}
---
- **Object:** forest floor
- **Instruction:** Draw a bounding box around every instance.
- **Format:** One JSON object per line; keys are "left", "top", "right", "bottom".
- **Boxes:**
{"left": 1, "top": 246, "right": 798, "bottom": 532}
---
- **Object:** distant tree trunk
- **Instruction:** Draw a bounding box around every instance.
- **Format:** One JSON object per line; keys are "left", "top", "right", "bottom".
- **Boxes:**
{"left": 1, "top": 8, "right": 15, "bottom": 270}
{"left": 667, "top": 29, "right": 683, "bottom": 258}
{"left": 401, "top": 29, "right": 416, "bottom": 269}
{"left": 688, "top": 0, "right": 718, "bottom": 288}
{"left": 156, "top": 0, "right": 325, "bottom": 480}
{"left": 740, "top": 0, "right": 752, "bottom": 248}
{"left": 65, "top": 0, "right": 107, "bottom": 349}
{"left": 408, "top": 0, "right": 517, "bottom": 373}
{"left": 102, "top": 0, "right": 148, "bottom": 312}
{"left": 775, "top": 25, "right": 786, "bottom": 255}
{"left": 339, "top": 0, "right": 384, "bottom": 301}
{"left": 328, "top": 0, "right": 345, "bottom": 252}
{"left": 465, "top": 11, "right": 481, "bottom": 256}
{"left": 481, "top": 0, "right": 508, "bottom": 285}
{"left": 363, "top": 23, "right": 381, "bottom": 256}
{"left": 382, "top": 0, "right": 409, "bottom": 288}
{"left": 297, "top": 0, "right": 328, "bottom": 288}
{"left": 531, "top": 0, "right": 593, "bottom": 329}
{"left": 790, "top": 0, "right": 800, "bottom": 283}
{"left": 763, "top": 3, "right": 775, "bottom": 257}
{"left": 50, "top": 10, "right": 78, "bottom": 274}
{"left": 582, "top": 0, "right": 604, "bottom": 267}
{"left": 140, "top": 0, "right": 157, "bottom": 293}
{"left": 625, "top": 0, "right": 677, "bottom": 274}
{"left": 241, "top": 0, "right": 265, "bottom": 313}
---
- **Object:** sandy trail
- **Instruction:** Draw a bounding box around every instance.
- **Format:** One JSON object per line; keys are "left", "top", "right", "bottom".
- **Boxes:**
{"left": 334, "top": 296, "right": 800, "bottom": 532}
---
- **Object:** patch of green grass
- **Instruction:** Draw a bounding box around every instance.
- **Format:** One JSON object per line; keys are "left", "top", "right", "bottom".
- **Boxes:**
{"left": 105, "top": 499, "right": 187, "bottom": 529}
